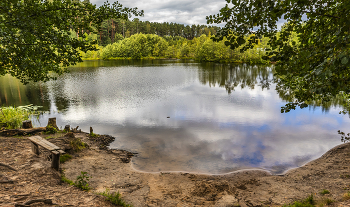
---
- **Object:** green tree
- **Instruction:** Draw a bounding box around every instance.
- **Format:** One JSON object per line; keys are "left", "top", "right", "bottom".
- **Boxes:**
{"left": 207, "top": 0, "right": 350, "bottom": 112}
{"left": 0, "top": 0, "right": 143, "bottom": 83}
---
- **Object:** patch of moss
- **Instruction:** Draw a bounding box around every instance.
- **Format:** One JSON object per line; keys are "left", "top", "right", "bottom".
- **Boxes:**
{"left": 60, "top": 154, "right": 72, "bottom": 163}
{"left": 45, "top": 125, "right": 58, "bottom": 134}
{"left": 319, "top": 189, "right": 330, "bottom": 195}
{"left": 89, "top": 132, "right": 98, "bottom": 138}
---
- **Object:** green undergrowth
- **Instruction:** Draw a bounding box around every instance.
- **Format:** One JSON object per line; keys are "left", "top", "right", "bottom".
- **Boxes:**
{"left": 319, "top": 189, "right": 330, "bottom": 195}
{"left": 283, "top": 195, "right": 315, "bottom": 207}
{"left": 98, "top": 189, "right": 132, "bottom": 207}
{"left": 45, "top": 125, "right": 58, "bottom": 134}
{"left": 70, "top": 138, "right": 87, "bottom": 152}
{"left": 0, "top": 105, "right": 41, "bottom": 129}
{"left": 60, "top": 154, "right": 72, "bottom": 163}
{"left": 61, "top": 171, "right": 75, "bottom": 186}
{"left": 61, "top": 170, "right": 132, "bottom": 206}
{"left": 89, "top": 132, "right": 99, "bottom": 138}
{"left": 318, "top": 197, "right": 334, "bottom": 206}
{"left": 283, "top": 194, "right": 336, "bottom": 207}
{"left": 61, "top": 171, "right": 91, "bottom": 191}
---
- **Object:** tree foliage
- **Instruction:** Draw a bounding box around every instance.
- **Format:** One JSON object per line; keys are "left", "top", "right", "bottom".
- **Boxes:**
{"left": 207, "top": 0, "right": 350, "bottom": 111}
{"left": 96, "top": 18, "right": 220, "bottom": 46}
{"left": 0, "top": 0, "right": 142, "bottom": 83}
{"left": 83, "top": 33, "right": 269, "bottom": 64}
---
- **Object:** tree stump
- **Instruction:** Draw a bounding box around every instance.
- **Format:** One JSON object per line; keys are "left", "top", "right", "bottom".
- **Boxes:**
{"left": 22, "top": 120, "right": 33, "bottom": 129}
{"left": 90, "top": 127, "right": 93, "bottom": 134}
{"left": 47, "top": 118, "right": 58, "bottom": 129}
{"left": 64, "top": 125, "right": 70, "bottom": 132}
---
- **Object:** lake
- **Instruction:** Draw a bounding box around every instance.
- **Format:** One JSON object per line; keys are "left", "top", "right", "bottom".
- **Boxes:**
{"left": 1, "top": 59, "right": 349, "bottom": 174}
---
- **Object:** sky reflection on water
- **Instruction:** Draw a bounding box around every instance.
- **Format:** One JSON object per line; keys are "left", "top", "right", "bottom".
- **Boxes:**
{"left": 1, "top": 60, "right": 349, "bottom": 174}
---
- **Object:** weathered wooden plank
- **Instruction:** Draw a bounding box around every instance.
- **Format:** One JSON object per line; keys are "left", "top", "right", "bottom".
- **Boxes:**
{"left": 28, "top": 136, "right": 60, "bottom": 151}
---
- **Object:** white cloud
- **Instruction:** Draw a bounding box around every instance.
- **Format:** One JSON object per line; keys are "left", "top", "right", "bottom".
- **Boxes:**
{"left": 90, "top": 0, "right": 227, "bottom": 25}
{"left": 91, "top": 0, "right": 287, "bottom": 29}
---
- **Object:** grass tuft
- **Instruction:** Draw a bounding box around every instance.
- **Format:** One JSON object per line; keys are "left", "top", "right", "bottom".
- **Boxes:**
{"left": 89, "top": 132, "right": 98, "bottom": 138}
{"left": 318, "top": 197, "right": 334, "bottom": 207}
{"left": 45, "top": 125, "right": 58, "bottom": 134}
{"left": 283, "top": 195, "right": 315, "bottom": 207}
{"left": 70, "top": 138, "right": 87, "bottom": 152}
{"left": 61, "top": 171, "right": 91, "bottom": 191}
{"left": 319, "top": 189, "right": 330, "bottom": 195}
{"left": 61, "top": 172, "right": 74, "bottom": 186}
{"left": 99, "top": 189, "right": 132, "bottom": 207}
{"left": 343, "top": 192, "right": 350, "bottom": 200}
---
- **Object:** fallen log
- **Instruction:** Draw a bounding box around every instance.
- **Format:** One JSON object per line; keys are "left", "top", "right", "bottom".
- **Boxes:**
{"left": 0, "top": 127, "right": 46, "bottom": 136}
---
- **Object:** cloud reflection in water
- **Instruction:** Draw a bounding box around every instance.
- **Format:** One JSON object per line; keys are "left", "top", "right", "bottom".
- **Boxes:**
{"left": 2, "top": 60, "right": 348, "bottom": 174}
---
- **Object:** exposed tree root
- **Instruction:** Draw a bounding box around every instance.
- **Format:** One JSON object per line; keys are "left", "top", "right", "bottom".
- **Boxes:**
{"left": 0, "top": 162, "right": 17, "bottom": 171}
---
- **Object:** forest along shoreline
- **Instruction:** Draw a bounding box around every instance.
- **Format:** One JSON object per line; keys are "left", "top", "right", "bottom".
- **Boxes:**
{"left": 1, "top": 130, "right": 350, "bottom": 207}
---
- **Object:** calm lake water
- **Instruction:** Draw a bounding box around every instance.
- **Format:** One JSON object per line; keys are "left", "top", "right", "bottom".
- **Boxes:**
{"left": 1, "top": 59, "right": 349, "bottom": 174}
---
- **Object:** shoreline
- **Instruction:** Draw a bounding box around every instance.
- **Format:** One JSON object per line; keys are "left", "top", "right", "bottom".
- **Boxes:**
{"left": 1, "top": 131, "right": 350, "bottom": 206}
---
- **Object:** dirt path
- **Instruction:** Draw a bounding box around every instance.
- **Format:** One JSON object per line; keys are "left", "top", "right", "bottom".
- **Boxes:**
{"left": 1, "top": 132, "right": 350, "bottom": 206}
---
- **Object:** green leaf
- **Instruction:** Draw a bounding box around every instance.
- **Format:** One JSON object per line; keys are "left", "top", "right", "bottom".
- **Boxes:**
{"left": 341, "top": 56, "right": 349, "bottom": 65}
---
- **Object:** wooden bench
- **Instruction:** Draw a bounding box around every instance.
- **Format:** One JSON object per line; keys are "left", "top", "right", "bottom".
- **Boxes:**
{"left": 28, "top": 136, "right": 65, "bottom": 171}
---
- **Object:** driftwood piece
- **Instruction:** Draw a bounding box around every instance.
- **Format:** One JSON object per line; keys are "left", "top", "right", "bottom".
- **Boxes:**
{"left": 0, "top": 127, "right": 46, "bottom": 136}
{"left": 0, "top": 162, "right": 17, "bottom": 171}
{"left": 47, "top": 117, "right": 58, "bottom": 129}
{"left": 22, "top": 120, "right": 33, "bottom": 129}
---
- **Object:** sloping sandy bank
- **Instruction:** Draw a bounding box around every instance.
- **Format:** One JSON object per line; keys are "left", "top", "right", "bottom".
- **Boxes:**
{"left": 1, "top": 132, "right": 350, "bottom": 206}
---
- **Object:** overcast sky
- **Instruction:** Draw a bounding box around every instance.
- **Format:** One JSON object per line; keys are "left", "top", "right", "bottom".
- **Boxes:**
{"left": 90, "top": 0, "right": 227, "bottom": 26}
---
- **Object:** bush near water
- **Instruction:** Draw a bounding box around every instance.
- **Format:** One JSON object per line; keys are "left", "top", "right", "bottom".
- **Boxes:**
{"left": 0, "top": 105, "right": 41, "bottom": 129}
